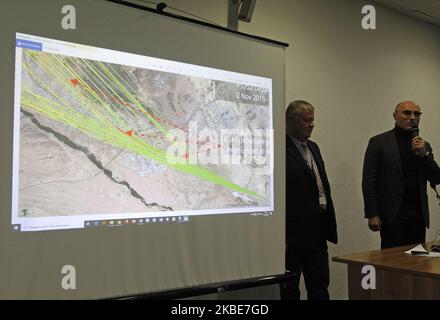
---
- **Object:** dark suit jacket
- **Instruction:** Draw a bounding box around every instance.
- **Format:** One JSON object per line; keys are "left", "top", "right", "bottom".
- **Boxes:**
{"left": 286, "top": 136, "right": 338, "bottom": 251}
{"left": 362, "top": 129, "right": 440, "bottom": 227}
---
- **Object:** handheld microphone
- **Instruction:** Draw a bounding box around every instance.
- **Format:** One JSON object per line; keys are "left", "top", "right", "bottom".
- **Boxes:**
{"left": 408, "top": 127, "right": 420, "bottom": 156}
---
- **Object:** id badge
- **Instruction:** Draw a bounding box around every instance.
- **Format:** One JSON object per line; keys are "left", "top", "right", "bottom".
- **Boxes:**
{"left": 319, "top": 194, "right": 327, "bottom": 210}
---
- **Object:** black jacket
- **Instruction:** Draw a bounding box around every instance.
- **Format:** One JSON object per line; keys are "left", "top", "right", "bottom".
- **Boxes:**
{"left": 286, "top": 136, "right": 338, "bottom": 250}
{"left": 362, "top": 129, "right": 440, "bottom": 227}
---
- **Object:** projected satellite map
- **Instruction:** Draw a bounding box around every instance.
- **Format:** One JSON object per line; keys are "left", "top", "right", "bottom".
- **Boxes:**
{"left": 16, "top": 38, "right": 272, "bottom": 219}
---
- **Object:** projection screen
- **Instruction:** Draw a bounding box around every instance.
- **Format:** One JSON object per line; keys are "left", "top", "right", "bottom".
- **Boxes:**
{"left": 0, "top": 0, "right": 286, "bottom": 299}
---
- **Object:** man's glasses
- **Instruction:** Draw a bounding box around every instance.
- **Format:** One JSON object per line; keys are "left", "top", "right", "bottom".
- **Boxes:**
{"left": 402, "top": 110, "right": 422, "bottom": 117}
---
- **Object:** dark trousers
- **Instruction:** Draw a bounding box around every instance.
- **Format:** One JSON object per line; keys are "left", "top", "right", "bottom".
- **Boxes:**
{"left": 380, "top": 213, "right": 426, "bottom": 249}
{"left": 280, "top": 245, "right": 329, "bottom": 300}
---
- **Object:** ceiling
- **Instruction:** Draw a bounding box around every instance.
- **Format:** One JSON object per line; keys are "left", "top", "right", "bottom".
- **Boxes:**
{"left": 370, "top": 0, "right": 440, "bottom": 26}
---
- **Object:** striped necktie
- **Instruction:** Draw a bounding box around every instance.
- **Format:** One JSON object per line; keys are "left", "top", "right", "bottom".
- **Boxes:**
{"left": 301, "top": 143, "right": 326, "bottom": 199}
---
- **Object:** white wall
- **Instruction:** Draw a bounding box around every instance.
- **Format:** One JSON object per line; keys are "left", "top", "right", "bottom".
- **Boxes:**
{"left": 164, "top": 0, "right": 440, "bottom": 299}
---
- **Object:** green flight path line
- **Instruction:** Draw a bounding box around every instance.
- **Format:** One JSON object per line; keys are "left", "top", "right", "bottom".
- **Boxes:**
{"left": 20, "top": 49, "right": 266, "bottom": 200}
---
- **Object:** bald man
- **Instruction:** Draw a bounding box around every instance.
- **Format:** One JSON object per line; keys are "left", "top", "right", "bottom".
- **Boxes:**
{"left": 362, "top": 101, "right": 440, "bottom": 249}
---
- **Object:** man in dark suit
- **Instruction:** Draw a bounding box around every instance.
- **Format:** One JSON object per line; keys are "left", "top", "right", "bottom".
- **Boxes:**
{"left": 362, "top": 101, "right": 440, "bottom": 249}
{"left": 281, "top": 100, "right": 338, "bottom": 300}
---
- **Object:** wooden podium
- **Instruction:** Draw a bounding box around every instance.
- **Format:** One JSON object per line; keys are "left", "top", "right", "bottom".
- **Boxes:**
{"left": 333, "top": 243, "right": 440, "bottom": 300}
